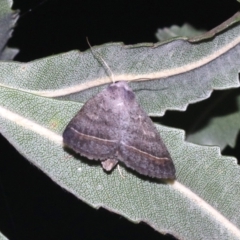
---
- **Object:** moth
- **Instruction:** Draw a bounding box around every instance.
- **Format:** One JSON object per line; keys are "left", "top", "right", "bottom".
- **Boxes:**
{"left": 63, "top": 80, "right": 176, "bottom": 179}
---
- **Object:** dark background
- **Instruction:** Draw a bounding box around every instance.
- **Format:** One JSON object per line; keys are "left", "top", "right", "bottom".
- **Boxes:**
{"left": 0, "top": 0, "right": 239, "bottom": 239}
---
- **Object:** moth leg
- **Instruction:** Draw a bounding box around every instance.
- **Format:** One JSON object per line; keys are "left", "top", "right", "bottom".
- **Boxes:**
{"left": 101, "top": 159, "right": 118, "bottom": 171}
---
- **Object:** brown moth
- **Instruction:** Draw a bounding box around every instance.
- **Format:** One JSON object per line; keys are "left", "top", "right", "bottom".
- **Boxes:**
{"left": 63, "top": 81, "right": 176, "bottom": 179}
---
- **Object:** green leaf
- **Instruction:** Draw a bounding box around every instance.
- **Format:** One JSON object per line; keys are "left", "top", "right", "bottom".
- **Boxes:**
{"left": 1, "top": 11, "right": 240, "bottom": 240}
{"left": 187, "top": 90, "right": 240, "bottom": 150}
{"left": 1, "top": 86, "right": 240, "bottom": 239}
{"left": 1, "top": 12, "right": 240, "bottom": 116}
{"left": 189, "top": 11, "right": 240, "bottom": 42}
{"left": 156, "top": 24, "right": 206, "bottom": 42}
{"left": 0, "top": 232, "right": 8, "bottom": 240}
{"left": 0, "top": 0, "right": 18, "bottom": 238}
{"left": 0, "top": 0, "right": 19, "bottom": 60}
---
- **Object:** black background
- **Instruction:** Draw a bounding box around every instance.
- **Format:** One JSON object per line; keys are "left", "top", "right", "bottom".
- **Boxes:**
{"left": 0, "top": 0, "right": 239, "bottom": 239}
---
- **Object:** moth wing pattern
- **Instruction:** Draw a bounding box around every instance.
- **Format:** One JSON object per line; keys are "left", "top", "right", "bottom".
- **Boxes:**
{"left": 63, "top": 81, "right": 176, "bottom": 179}
{"left": 118, "top": 96, "right": 175, "bottom": 179}
{"left": 63, "top": 88, "right": 121, "bottom": 160}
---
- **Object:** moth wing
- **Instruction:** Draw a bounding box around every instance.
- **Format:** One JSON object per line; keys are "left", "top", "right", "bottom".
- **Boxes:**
{"left": 63, "top": 89, "right": 121, "bottom": 160}
{"left": 118, "top": 97, "right": 176, "bottom": 179}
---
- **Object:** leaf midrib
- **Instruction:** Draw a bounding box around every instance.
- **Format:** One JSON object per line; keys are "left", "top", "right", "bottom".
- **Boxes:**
{"left": 0, "top": 104, "right": 240, "bottom": 238}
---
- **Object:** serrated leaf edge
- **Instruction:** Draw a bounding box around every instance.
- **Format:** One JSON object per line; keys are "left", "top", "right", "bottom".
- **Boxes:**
{"left": 1, "top": 32, "right": 240, "bottom": 97}
{"left": 1, "top": 105, "right": 240, "bottom": 238}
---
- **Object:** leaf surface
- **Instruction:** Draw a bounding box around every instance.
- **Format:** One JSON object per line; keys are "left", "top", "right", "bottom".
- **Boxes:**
{"left": 0, "top": 0, "right": 19, "bottom": 60}
{"left": 156, "top": 24, "right": 205, "bottom": 41}
{"left": 0, "top": 232, "right": 8, "bottom": 240}
{"left": 187, "top": 90, "right": 240, "bottom": 150}
{"left": 1, "top": 11, "right": 240, "bottom": 240}
{"left": 1, "top": 13, "right": 240, "bottom": 116}
{"left": 0, "top": 0, "right": 18, "bottom": 238}
{"left": 1, "top": 85, "right": 240, "bottom": 239}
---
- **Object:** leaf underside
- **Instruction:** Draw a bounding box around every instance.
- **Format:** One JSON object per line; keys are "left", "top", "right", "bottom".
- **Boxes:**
{"left": 0, "top": 13, "right": 240, "bottom": 116}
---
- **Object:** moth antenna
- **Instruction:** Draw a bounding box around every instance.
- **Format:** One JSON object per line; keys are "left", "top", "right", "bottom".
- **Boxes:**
{"left": 86, "top": 37, "right": 115, "bottom": 83}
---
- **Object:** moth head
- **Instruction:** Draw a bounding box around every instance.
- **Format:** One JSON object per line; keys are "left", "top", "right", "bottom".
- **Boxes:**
{"left": 108, "top": 81, "right": 135, "bottom": 102}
